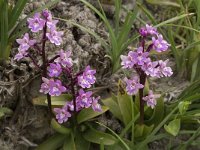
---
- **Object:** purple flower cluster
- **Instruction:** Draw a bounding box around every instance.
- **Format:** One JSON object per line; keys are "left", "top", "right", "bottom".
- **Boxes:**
{"left": 40, "top": 48, "right": 101, "bottom": 124}
{"left": 54, "top": 50, "right": 73, "bottom": 68}
{"left": 78, "top": 66, "right": 96, "bottom": 88}
{"left": 14, "top": 10, "right": 63, "bottom": 61}
{"left": 54, "top": 106, "right": 71, "bottom": 124}
{"left": 14, "top": 33, "right": 36, "bottom": 60}
{"left": 53, "top": 86, "right": 101, "bottom": 124}
{"left": 14, "top": 10, "right": 102, "bottom": 124}
{"left": 121, "top": 24, "right": 173, "bottom": 109}
{"left": 40, "top": 77, "right": 66, "bottom": 96}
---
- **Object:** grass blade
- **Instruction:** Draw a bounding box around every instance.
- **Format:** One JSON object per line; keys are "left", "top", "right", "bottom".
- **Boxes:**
{"left": 0, "top": 0, "right": 8, "bottom": 59}
{"left": 8, "top": 0, "right": 28, "bottom": 30}
{"left": 96, "top": 122, "right": 130, "bottom": 150}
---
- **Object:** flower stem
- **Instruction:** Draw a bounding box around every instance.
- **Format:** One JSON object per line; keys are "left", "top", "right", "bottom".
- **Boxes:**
{"left": 28, "top": 53, "right": 40, "bottom": 70}
{"left": 41, "top": 22, "right": 52, "bottom": 116}
{"left": 139, "top": 71, "right": 146, "bottom": 124}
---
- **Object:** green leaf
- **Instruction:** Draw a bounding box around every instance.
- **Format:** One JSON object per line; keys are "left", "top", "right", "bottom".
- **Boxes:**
{"left": 117, "top": 93, "right": 133, "bottom": 126}
{"left": 96, "top": 122, "right": 130, "bottom": 150}
{"left": 75, "top": 131, "right": 90, "bottom": 150}
{"left": 164, "top": 119, "right": 181, "bottom": 136}
{"left": 102, "top": 96, "right": 123, "bottom": 121}
{"left": 83, "top": 127, "right": 116, "bottom": 145}
{"left": 146, "top": 0, "right": 180, "bottom": 7}
{"left": 63, "top": 133, "right": 76, "bottom": 150}
{"left": 0, "top": 0, "right": 8, "bottom": 59}
{"left": 145, "top": 97, "right": 164, "bottom": 126}
{"left": 77, "top": 106, "right": 108, "bottom": 124}
{"left": 51, "top": 119, "right": 71, "bottom": 135}
{"left": 137, "top": 106, "right": 179, "bottom": 149}
{"left": 178, "top": 101, "right": 191, "bottom": 115}
{"left": 0, "top": 107, "right": 13, "bottom": 118}
{"left": 32, "top": 94, "right": 72, "bottom": 106}
{"left": 155, "top": 13, "right": 194, "bottom": 28}
{"left": 36, "top": 134, "right": 66, "bottom": 150}
{"left": 8, "top": 0, "right": 28, "bottom": 30}
{"left": 134, "top": 124, "right": 154, "bottom": 139}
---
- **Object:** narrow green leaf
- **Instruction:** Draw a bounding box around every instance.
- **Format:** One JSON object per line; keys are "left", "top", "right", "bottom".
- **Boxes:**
{"left": 164, "top": 119, "right": 181, "bottom": 136}
{"left": 137, "top": 106, "right": 178, "bottom": 149}
{"left": 134, "top": 124, "right": 154, "bottom": 139}
{"left": 117, "top": 93, "right": 132, "bottom": 126}
{"left": 146, "top": 0, "right": 180, "bottom": 7}
{"left": 178, "top": 101, "right": 191, "bottom": 115}
{"left": 83, "top": 126, "right": 116, "bottom": 145}
{"left": 117, "top": 11, "right": 136, "bottom": 49}
{"left": 32, "top": 94, "right": 72, "bottom": 106}
{"left": 102, "top": 96, "right": 123, "bottom": 121}
{"left": 77, "top": 106, "right": 108, "bottom": 124}
{"left": 36, "top": 134, "right": 66, "bottom": 150}
{"left": 96, "top": 122, "right": 130, "bottom": 150}
{"left": 63, "top": 133, "right": 76, "bottom": 150}
{"left": 155, "top": 13, "right": 194, "bottom": 28}
{"left": 75, "top": 131, "right": 90, "bottom": 150}
{"left": 137, "top": 2, "right": 157, "bottom": 25}
{"left": 0, "top": 0, "right": 8, "bottom": 59}
{"left": 114, "top": 0, "right": 122, "bottom": 35}
{"left": 9, "top": 0, "right": 28, "bottom": 30}
{"left": 120, "top": 107, "right": 147, "bottom": 138}
{"left": 51, "top": 119, "right": 71, "bottom": 135}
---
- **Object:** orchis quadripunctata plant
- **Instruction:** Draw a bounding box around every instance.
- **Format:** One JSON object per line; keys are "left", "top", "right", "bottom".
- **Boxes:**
{"left": 121, "top": 24, "right": 173, "bottom": 124}
{"left": 14, "top": 10, "right": 102, "bottom": 123}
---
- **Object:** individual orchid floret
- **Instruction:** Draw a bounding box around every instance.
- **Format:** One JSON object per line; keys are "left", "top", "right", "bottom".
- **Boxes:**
{"left": 152, "top": 34, "right": 170, "bottom": 52}
{"left": 78, "top": 66, "right": 96, "bottom": 88}
{"left": 14, "top": 52, "right": 25, "bottom": 61}
{"left": 48, "top": 63, "right": 62, "bottom": 77}
{"left": 76, "top": 89, "right": 92, "bottom": 108}
{"left": 124, "top": 77, "right": 144, "bottom": 95}
{"left": 78, "top": 75, "right": 91, "bottom": 89}
{"left": 67, "top": 101, "right": 82, "bottom": 112}
{"left": 42, "top": 10, "right": 58, "bottom": 30}
{"left": 133, "top": 47, "right": 149, "bottom": 66}
{"left": 143, "top": 90, "right": 157, "bottom": 109}
{"left": 145, "top": 24, "right": 157, "bottom": 35}
{"left": 27, "top": 13, "right": 45, "bottom": 33}
{"left": 54, "top": 50, "right": 73, "bottom": 68}
{"left": 120, "top": 51, "right": 136, "bottom": 69}
{"left": 16, "top": 33, "right": 36, "bottom": 51}
{"left": 39, "top": 77, "right": 51, "bottom": 94}
{"left": 40, "top": 78, "right": 66, "bottom": 96}
{"left": 156, "top": 60, "right": 173, "bottom": 77}
{"left": 46, "top": 29, "right": 63, "bottom": 46}
{"left": 139, "top": 24, "right": 157, "bottom": 36}
{"left": 49, "top": 79, "right": 67, "bottom": 96}
{"left": 139, "top": 27, "right": 148, "bottom": 36}
{"left": 91, "top": 96, "right": 102, "bottom": 112}
{"left": 54, "top": 106, "right": 71, "bottom": 124}
{"left": 84, "top": 66, "right": 96, "bottom": 83}
{"left": 141, "top": 58, "right": 158, "bottom": 77}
